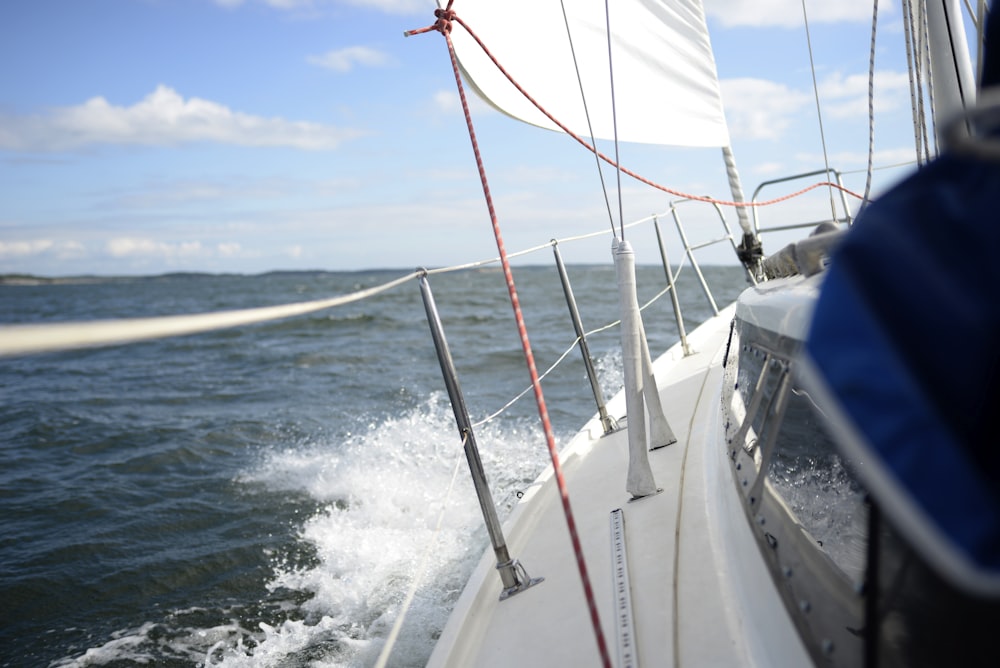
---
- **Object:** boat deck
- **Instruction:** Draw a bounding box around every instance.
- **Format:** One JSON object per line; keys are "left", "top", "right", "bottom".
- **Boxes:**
{"left": 429, "top": 306, "right": 810, "bottom": 667}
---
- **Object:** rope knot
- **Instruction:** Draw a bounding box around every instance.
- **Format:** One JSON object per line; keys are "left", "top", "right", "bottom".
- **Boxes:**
{"left": 403, "top": 2, "right": 456, "bottom": 38}
{"left": 433, "top": 8, "right": 456, "bottom": 34}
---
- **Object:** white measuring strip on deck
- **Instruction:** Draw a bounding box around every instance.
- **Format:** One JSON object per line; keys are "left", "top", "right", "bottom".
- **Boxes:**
{"left": 610, "top": 508, "right": 637, "bottom": 668}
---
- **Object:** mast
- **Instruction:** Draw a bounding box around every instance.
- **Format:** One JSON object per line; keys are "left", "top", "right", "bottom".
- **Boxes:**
{"left": 923, "top": 0, "right": 978, "bottom": 143}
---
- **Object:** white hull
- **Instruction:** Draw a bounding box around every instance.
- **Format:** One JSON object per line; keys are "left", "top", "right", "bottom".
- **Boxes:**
{"left": 429, "top": 302, "right": 811, "bottom": 667}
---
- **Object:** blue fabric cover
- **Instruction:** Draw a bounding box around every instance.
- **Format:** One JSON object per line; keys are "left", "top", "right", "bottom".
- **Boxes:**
{"left": 807, "top": 152, "right": 1000, "bottom": 578}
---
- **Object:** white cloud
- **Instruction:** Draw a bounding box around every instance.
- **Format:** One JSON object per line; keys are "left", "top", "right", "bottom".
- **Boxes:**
{"left": 819, "top": 70, "right": 912, "bottom": 118}
{"left": 0, "top": 239, "right": 86, "bottom": 260}
{"left": 307, "top": 46, "right": 392, "bottom": 72}
{"left": 99, "top": 178, "right": 293, "bottom": 211}
{"left": 341, "top": 0, "right": 429, "bottom": 15}
{"left": 107, "top": 238, "right": 206, "bottom": 259}
{"left": 433, "top": 89, "right": 460, "bottom": 113}
{"left": 0, "top": 239, "right": 55, "bottom": 257}
{"left": 705, "top": 0, "right": 889, "bottom": 29}
{"left": 431, "top": 88, "right": 490, "bottom": 116}
{"left": 213, "top": 0, "right": 429, "bottom": 13}
{"left": 218, "top": 242, "right": 244, "bottom": 257}
{"left": 0, "top": 85, "right": 362, "bottom": 152}
{"left": 265, "top": 0, "right": 314, "bottom": 7}
{"left": 213, "top": 0, "right": 314, "bottom": 8}
{"left": 720, "top": 78, "right": 812, "bottom": 140}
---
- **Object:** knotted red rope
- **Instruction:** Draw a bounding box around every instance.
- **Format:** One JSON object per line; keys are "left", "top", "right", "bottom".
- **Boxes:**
{"left": 408, "top": 5, "right": 614, "bottom": 668}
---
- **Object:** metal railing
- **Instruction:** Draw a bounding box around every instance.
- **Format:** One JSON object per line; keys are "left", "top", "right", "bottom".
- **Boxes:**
{"left": 419, "top": 273, "right": 542, "bottom": 600}
{"left": 0, "top": 208, "right": 739, "bottom": 597}
{"left": 750, "top": 168, "right": 856, "bottom": 236}
{"left": 668, "top": 198, "right": 755, "bottom": 318}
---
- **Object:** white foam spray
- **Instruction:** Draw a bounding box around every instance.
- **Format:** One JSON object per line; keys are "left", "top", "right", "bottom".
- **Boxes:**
{"left": 218, "top": 394, "right": 547, "bottom": 667}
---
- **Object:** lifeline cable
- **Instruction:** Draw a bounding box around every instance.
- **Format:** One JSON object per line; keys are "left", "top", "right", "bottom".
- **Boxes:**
{"left": 407, "top": 5, "right": 614, "bottom": 667}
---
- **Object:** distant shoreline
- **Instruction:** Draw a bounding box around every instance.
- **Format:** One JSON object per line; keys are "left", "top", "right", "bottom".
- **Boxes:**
{"left": 1, "top": 263, "right": 732, "bottom": 287}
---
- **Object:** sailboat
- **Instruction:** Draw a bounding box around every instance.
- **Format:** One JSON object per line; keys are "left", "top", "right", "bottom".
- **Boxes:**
{"left": 400, "top": 1, "right": 1000, "bottom": 667}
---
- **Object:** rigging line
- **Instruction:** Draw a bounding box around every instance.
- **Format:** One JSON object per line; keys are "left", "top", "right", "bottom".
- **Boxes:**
{"left": 473, "top": 337, "right": 581, "bottom": 429}
{"left": 438, "top": 13, "right": 864, "bottom": 208}
{"left": 423, "top": 209, "right": 687, "bottom": 280}
{"left": 902, "top": 0, "right": 921, "bottom": 161}
{"left": 603, "top": 0, "right": 625, "bottom": 240}
{"left": 473, "top": 278, "right": 679, "bottom": 429}
{"left": 800, "top": 0, "right": 838, "bottom": 221}
{"left": 903, "top": 0, "right": 931, "bottom": 163}
{"left": 921, "top": 5, "right": 941, "bottom": 156}
{"left": 0, "top": 271, "right": 420, "bottom": 358}
{"left": 862, "top": 0, "right": 879, "bottom": 209}
{"left": 409, "top": 8, "right": 614, "bottom": 667}
{"left": 842, "top": 159, "right": 919, "bottom": 174}
{"left": 558, "top": 0, "right": 616, "bottom": 236}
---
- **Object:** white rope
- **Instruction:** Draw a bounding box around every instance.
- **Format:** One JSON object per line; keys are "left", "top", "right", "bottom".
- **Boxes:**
{"left": 0, "top": 209, "right": 691, "bottom": 360}
{"left": 0, "top": 272, "right": 419, "bottom": 357}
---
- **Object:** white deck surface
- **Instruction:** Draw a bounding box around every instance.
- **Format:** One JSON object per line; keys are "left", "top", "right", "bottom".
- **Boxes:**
{"left": 428, "top": 306, "right": 811, "bottom": 667}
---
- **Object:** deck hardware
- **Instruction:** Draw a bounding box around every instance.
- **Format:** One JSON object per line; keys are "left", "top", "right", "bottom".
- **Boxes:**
{"left": 653, "top": 217, "right": 691, "bottom": 356}
{"left": 552, "top": 242, "right": 617, "bottom": 435}
{"left": 670, "top": 197, "right": 753, "bottom": 311}
{"left": 420, "top": 275, "right": 541, "bottom": 599}
{"left": 497, "top": 559, "right": 544, "bottom": 601}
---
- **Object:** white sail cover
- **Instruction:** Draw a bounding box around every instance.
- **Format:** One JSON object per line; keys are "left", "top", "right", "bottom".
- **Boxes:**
{"left": 448, "top": 0, "right": 730, "bottom": 147}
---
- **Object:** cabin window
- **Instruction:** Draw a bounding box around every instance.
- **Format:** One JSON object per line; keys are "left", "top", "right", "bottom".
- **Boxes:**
{"left": 726, "top": 330, "right": 868, "bottom": 584}
{"left": 766, "top": 383, "right": 869, "bottom": 582}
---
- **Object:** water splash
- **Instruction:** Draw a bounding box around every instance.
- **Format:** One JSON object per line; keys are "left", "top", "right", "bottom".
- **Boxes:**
{"left": 216, "top": 394, "right": 547, "bottom": 666}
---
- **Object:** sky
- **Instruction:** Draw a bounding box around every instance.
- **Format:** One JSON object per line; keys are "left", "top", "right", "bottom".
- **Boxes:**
{"left": 0, "top": 0, "right": 983, "bottom": 276}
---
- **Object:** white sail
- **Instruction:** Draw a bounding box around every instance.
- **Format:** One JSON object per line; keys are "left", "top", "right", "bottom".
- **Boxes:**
{"left": 449, "top": 0, "right": 730, "bottom": 147}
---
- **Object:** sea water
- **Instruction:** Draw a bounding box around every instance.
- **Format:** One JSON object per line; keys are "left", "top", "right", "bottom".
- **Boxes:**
{"left": 0, "top": 265, "right": 745, "bottom": 667}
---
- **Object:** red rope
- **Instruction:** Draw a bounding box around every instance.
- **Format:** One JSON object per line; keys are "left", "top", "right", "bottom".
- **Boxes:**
{"left": 409, "top": 5, "right": 614, "bottom": 668}
{"left": 443, "top": 12, "right": 864, "bottom": 207}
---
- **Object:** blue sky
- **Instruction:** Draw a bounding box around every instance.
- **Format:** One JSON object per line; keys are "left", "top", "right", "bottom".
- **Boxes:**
{"left": 0, "top": 0, "right": 979, "bottom": 275}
